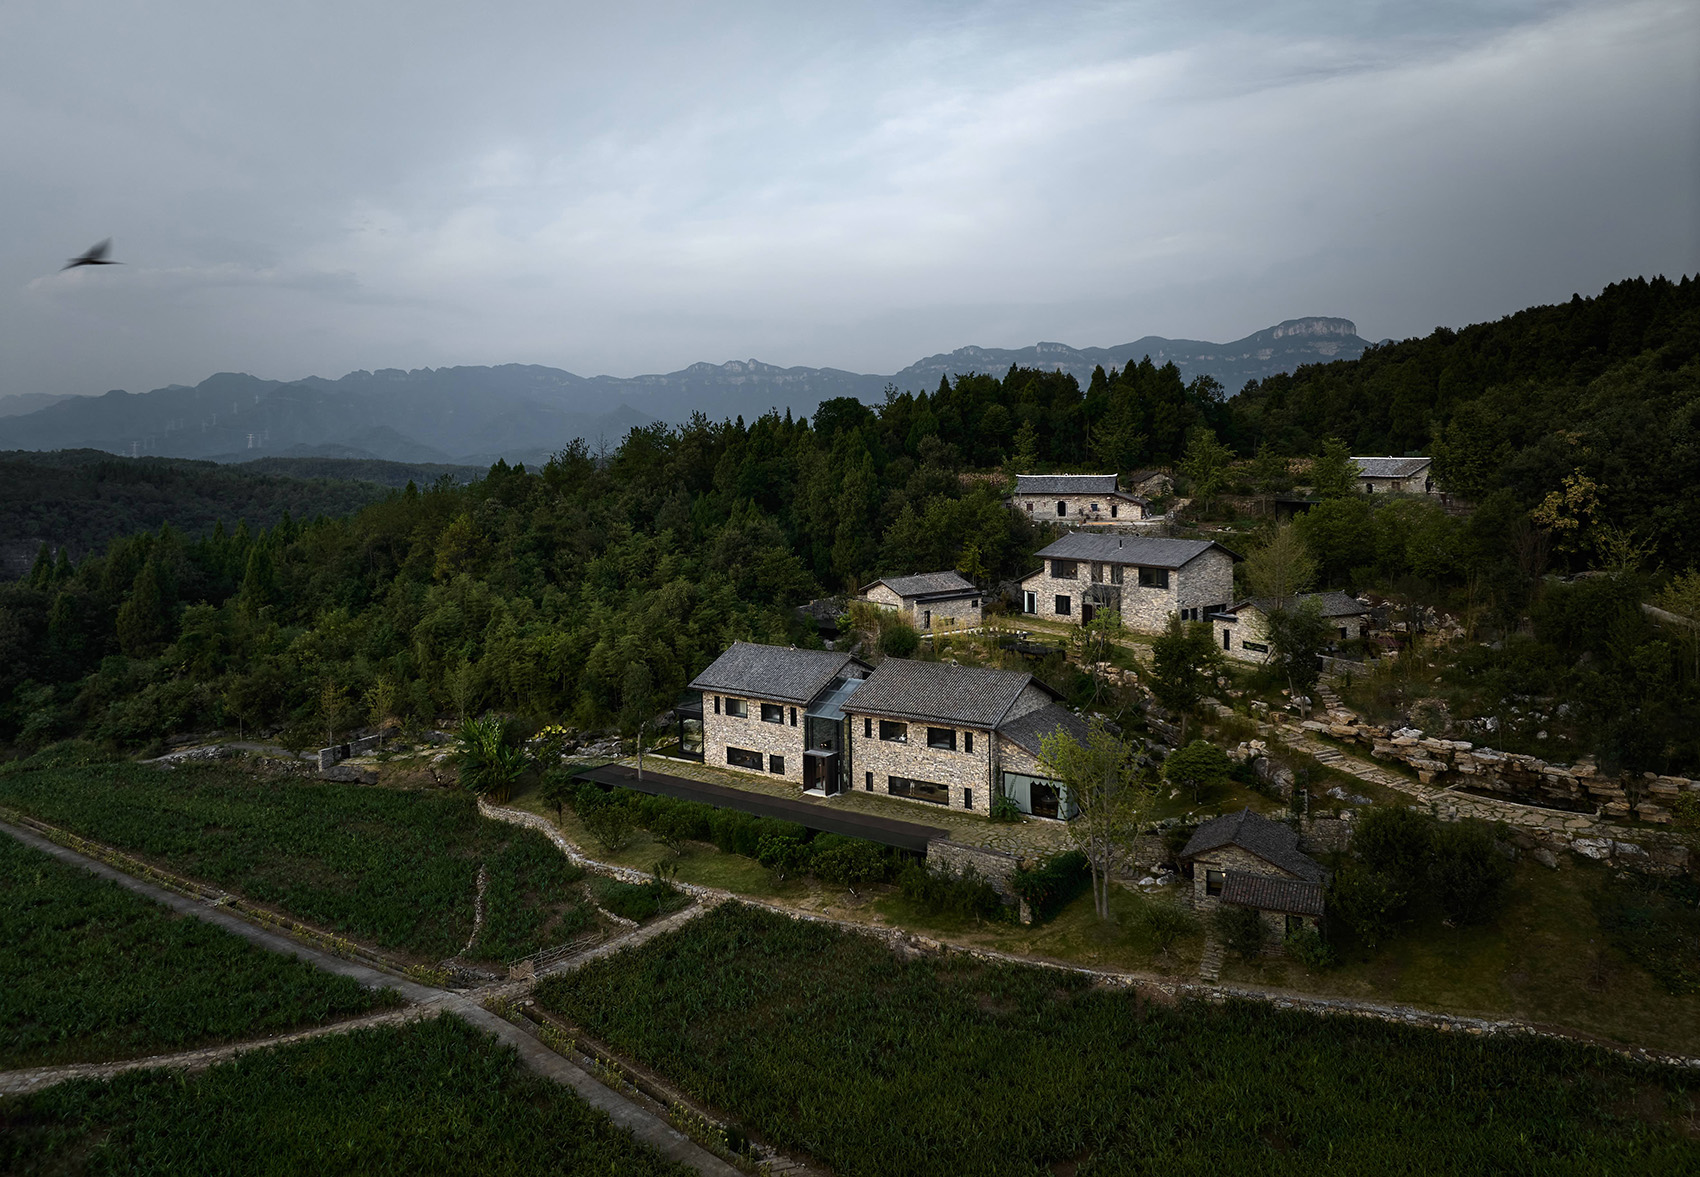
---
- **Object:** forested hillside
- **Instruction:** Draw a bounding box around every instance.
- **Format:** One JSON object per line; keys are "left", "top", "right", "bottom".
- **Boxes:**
{"left": 0, "top": 451, "right": 397, "bottom": 577}
{"left": 1, "top": 276, "right": 1696, "bottom": 769}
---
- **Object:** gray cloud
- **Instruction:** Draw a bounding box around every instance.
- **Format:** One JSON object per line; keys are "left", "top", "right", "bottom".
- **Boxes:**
{"left": 1, "top": 0, "right": 1695, "bottom": 399}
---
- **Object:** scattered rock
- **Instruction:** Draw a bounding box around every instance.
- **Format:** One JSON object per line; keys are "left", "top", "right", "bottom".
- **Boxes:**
{"left": 1532, "top": 847, "right": 1560, "bottom": 869}
{"left": 319, "top": 764, "right": 378, "bottom": 784}
{"left": 1571, "top": 837, "right": 1612, "bottom": 861}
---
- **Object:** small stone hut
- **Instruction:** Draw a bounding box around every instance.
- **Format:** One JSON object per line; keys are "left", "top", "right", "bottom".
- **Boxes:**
{"left": 1178, "top": 808, "right": 1329, "bottom": 940}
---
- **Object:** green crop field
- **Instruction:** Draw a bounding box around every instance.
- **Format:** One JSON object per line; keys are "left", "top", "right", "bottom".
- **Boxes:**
{"left": 0, "top": 1014, "right": 694, "bottom": 1177}
{"left": 535, "top": 904, "right": 1699, "bottom": 1177}
{"left": 0, "top": 833, "right": 390, "bottom": 1069}
{"left": 0, "top": 763, "right": 587, "bottom": 962}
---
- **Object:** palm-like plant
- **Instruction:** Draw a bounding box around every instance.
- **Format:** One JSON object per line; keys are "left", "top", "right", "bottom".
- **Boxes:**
{"left": 454, "top": 715, "right": 527, "bottom": 804}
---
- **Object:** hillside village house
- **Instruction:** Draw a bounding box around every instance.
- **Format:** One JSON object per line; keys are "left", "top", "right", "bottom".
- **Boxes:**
{"left": 1178, "top": 808, "right": 1329, "bottom": 941}
{"left": 860, "top": 571, "right": 982, "bottom": 630}
{"left": 1352, "top": 456, "right": 1434, "bottom": 494}
{"left": 1213, "top": 592, "right": 1370, "bottom": 662}
{"left": 689, "top": 643, "right": 871, "bottom": 794}
{"left": 1009, "top": 474, "right": 1150, "bottom": 522}
{"left": 688, "top": 643, "right": 1087, "bottom": 819}
{"left": 1019, "top": 535, "right": 1239, "bottom": 633}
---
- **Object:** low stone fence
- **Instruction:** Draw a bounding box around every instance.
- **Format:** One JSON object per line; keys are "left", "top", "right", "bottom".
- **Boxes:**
{"left": 319, "top": 734, "right": 384, "bottom": 773}
{"left": 926, "top": 838, "right": 1031, "bottom": 921}
{"left": 1297, "top": 717, "right": 1700, "bottom": 824}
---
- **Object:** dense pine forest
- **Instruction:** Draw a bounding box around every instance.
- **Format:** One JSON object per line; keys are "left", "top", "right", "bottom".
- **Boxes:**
{"left": 1, "top": 275, "right": 1697, "bottom": 765}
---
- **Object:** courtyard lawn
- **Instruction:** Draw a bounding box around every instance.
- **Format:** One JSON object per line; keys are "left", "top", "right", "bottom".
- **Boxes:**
{"left": 0, "top": 833, "right": 392, "bottom": 1069}
{"left": 0, "top": 1014, "right": 693, "bottom": 1177}
{"left": 535, "top": 903, "right": 1698, "bottom": 1177}
{"left": 0, "top": 763, "right": 590, "bottom": 963}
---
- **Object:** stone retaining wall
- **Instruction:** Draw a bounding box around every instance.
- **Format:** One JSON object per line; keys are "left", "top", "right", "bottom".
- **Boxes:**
{"left": 319, "top": 733, "right": 384, "bottom": 772}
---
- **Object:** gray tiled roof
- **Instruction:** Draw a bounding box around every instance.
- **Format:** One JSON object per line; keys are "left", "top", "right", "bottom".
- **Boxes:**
{"left": 1013, "top": 474, "right": 1119, "bottom": 495}
{"left": 997, "top": 702, "right": 1090, "bottom": 757}
{"left": 688, "top": 643, "right": 867, "bottom": 706}
{"left": 862, "top": 570, "right": 977, "bottom": 600}
{"left": 1352, "top": 456, "right": 1431, "bottom": 479}
{"left": 1232, "top": 591, "right": 1367, "bottom": 619}
{"left": 1220, "top": 871, "right": 1327, "bottom": 917}
{"left": 1034, "top": 533, "right": 1241, "bottom": 567}
{"left": 1179, "top": 808, "right": 1327, "bottom": 882}
{"left": 846, "top": 659, "right": 1059, "bottom": 728}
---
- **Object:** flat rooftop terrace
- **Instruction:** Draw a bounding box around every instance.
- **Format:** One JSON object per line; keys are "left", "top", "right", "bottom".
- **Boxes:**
{"left": 572, "top": 762, "right": 949, "bottom": 854}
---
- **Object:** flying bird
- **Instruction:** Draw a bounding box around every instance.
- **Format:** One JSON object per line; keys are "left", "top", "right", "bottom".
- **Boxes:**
{"left": 62, "top": 239, "right": 121, "bottom": 270}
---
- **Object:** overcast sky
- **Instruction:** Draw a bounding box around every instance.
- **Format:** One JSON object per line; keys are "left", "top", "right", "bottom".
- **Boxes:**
{"left": 3, "top": 0, "right": 1696, "bottom": 398}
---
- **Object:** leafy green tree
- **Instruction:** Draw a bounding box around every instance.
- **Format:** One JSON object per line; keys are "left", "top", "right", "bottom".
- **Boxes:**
{"left": 115, "top": 559, "right": 170, "bottom": 657}
{"left": 453, "top": 714, "right": 527, "bottom": 804}
{"left": 1008, "top": 418, "right": 1039, "bottom": 473}
{"left": 620, "top": 660, "right": 664, "bottom": 781}
{"left": 1264, "top": 597, "right": 1334, "bottom": 708}
{"left": 1308, "top": 437, "right": 1359, "bottom": 499}
{"left": 540, "top": 770, "right": 576, "bottom": 829}
{"left": 1163, "top": 740, "right": 1233, "bottom": 804}
{"left": 1179, "top": 427, "right": 1233, "bottom": 510}
{"left": 1244, "top": 522, "right": 1316, "bottom": 605}
{"left": 1212, "top": 903, "right": 1266, "bottom": 961}
{"left": 1430, "top": 819, "right": 1514, "bottom": 925}
{"left": 1039, "top": 720, "right": 1149, "bottom": 920}
{"left": 1147, "top": 616, "right": 1223, "bottom": 741}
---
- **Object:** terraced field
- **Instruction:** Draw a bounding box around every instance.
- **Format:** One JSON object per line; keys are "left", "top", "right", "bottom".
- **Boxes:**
{"left": 0, "top": 833, "right": 390, "bottom": 1068}
{"left": 1, "top": 1014, "right": 695, "bottom": 1176}
{"left": 0, "top": 763, "right": 588, "bottom": 962}
{"left": 536, "top": 903, "right": 1700, "bottom": 1177}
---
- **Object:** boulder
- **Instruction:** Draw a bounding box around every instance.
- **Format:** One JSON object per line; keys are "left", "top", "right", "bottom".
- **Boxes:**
{"left": 1532, "top": 847, "right": 1560, "bottom": 870}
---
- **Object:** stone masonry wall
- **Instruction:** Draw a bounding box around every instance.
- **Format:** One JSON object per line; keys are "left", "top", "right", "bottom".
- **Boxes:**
{"left": 702, "top": 697, "right": 808, "bottom": 787}
{"left": 1011, "top": 493, "right": 1145, "bottom": 523}
{"left": 849, "top": 716, "right": 993, "bottom": 816}
{"left": 318, "top": 733, "right": 383, "bottom": 772}
{"left": 1020, "top": 549, "right": 1234, "bottom": 634}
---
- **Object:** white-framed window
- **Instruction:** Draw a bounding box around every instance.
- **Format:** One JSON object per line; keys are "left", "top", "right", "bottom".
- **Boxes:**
{"left": 1023, "top": 590, "right": 1036, "bottom": 614}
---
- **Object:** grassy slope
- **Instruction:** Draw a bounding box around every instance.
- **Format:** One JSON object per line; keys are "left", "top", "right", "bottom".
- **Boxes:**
{"left": 0, "top": 764, "right": 587, "bottom": 963}
{"left": 536, "top": 904, "right": 1698, "bottom": 1177}
{"left": 0, "top": 1015, "right": 693, "bottom": 1177}
{"left": 0, "top": 834, "right": 390, "bottom": 1069}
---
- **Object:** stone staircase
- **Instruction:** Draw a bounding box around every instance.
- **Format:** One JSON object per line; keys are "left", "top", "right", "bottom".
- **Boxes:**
{"left": 1199, "top": 935, "right": 1223, "bottom": 984}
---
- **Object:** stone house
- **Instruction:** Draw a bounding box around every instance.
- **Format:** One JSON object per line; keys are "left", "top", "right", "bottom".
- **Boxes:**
{"left": 844, "top": 658, "right": 1086, "bottom": 819}
{"left": 688, "top": 643, "right": 871, "bottom": 794}
{"left": 1213, "top": 592, "right": 1370, "bottom": 662}
{"left": 1178, "top": 808, "right": 1328, "bottom": 941}
{"left": 1009, "top": 474, "right": 1150, "bottom": 523}
{"left": 1352, "top": 456, "right": 1434, "bottom": 495}
{"left": 859, "top": 571, "right": 983, "bottom": 631}
{"left": 1018, "top": 534, "right": 1239, "bottom": 633}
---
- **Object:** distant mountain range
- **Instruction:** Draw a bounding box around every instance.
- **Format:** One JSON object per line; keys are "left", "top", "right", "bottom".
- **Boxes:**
{"left": 0, "top": 317, "right": 1368, "bottom": 465}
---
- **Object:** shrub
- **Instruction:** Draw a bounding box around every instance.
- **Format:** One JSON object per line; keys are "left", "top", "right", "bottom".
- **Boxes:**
{"left": 591, "top": 875, "right": 682, "bottom": 923}
{"left": 1353, "top": 806, "right": 1435, "bottom": 896}
{"left": 582, "top": 804, "right": 636, "bottom": 854}
{"left": 896, "top": 863, "right": 1011, "bottom": 922}
{"left": 989, "top": 793, "right": 1024, "bottom": 823}
{"left": 1164, "top": 740, "right": 1233, "bottom": 803}
{"left": 1211, "top": 904, "right": 1266, "bottom": 961}
{"left": 810, "top": 835, "right": 895, "bottom": 888}
{"left": 1594, "top": 874, "right": 1700, "bottom": 996}
{"left": 1009, "top": 851, "right": 1091, "bottom": 923}
{"left": 1284, "top": 924, "right": 1336, "bottom": 968}
{"left": 1330, "top": 860, "right": 1405, "bottom": 949}
{"left": 756, "top": 833, "right": 813, "bottom": 880}
{"left": 1137, "top": 900, "right": 1198, "bottom": 958}
{"left": 879, "top": 623, "right": 920, "bottom": 657}
{"left": 453, "top": 715, "right": 528, "bottom": 804}
{"left": 1430, "top": 819, "right": 1515, "bottom": 925}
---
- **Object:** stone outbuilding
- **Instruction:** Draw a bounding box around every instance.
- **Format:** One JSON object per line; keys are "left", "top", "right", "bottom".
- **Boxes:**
{"left": 1352, "top": 456, "right": 1434, "bottom": 495}
{"left": 1212, "top": 591, "right": 1371, "bottom": 662}
{"left": 859, "top": 571, "right": 983, "bottom": 631}
{"left": 1178, "top": 807, "right": 1329, "bottom": 941}
{"left": 1019, "top": 534, "right": 1239, "bottom": 633}
{"left": 689, "top": 643, "right": 871, "bottom": 794}
{"left": 1009, "top": 473, "right": 1150, "bottom": 523}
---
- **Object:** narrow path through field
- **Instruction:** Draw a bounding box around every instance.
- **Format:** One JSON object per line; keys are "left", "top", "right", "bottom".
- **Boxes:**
{"left": 0, "top": 818, "right": 741, "bottom": 1177}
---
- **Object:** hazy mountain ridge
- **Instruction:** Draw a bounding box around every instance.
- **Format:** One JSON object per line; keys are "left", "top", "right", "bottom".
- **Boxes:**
{"left": 0, "top": 316, "right": 1366, "bottom": 463}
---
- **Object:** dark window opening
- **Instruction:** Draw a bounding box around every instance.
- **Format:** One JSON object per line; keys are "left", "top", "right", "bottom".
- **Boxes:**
{"left": 1110, "top": 503, "right": 1118, "bottom": 518}
{"left": 761, "top": 703, "right": 784, "bottom": 724}
{"left": 1023, "top": 590, "right": 1036, "bottom": 613}
{"left": 1223, "top": 628, "right": 1231, "bottom": 650}
{"left": 725, "top": 698, "right": 748, "bottom": 718}
{"left": 1138, "top": 567, "right": 1169, "bottom": 589}
{"left": 1056, "top": 501, "right": 1067, "bottom": 516}
{"left": 889, "top": 775, "right": 949, "bottom": 804}
{"left": 1286, "top": 914, "right": 1305, "bottom": 935}
{"left": 1110, "top": 564, "right": 1123, "bottom": 585}
{"left": 1242, "top": 640, "right": 1269, "bottom": 653}
{"left": 879, "top": 720, "right": 908, "bottom": 743}
{"left": 926, "top": 727, "right": 957, "bottom": 751}
{"left": 727, "top": 747, "right": 762, "bottom": 770}
{"left": 713, "top": 696, "right": 720, "bottom": 714}
{"left": 769, "top": 754, "right": 785, "bottom": 775}
{"left": 864, "top": 717, "right": 872, "bottom": 738}
{"left": 1051, "top": 559, "right": 1077, "bottom": 579}
{"left": 1206, "top": 869, "right": 1225, "bottom": 897}
{"left": 791, "top": 707, "right": 798, "bottom": 725}
{"left": 864, "top": 771, "right": 873, "bottom": 791}
{"left": 1056, "top": 595, "right": 1071, "bottom": 616}
{"left": 963, "top": 789, "right": 973, "bottom": 810}
{"left": 964, "top": 731, "right": 974, "bottom": 753}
